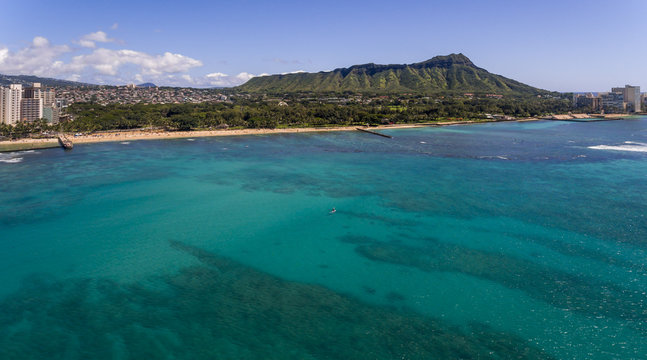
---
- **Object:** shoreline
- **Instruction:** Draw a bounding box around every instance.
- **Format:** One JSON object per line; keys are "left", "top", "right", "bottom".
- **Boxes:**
{"left": 1, "top": 118, "right": 538, "bottom": 152}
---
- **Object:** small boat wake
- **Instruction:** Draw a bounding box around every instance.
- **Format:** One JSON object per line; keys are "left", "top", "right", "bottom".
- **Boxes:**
{"left": 588, "top": 141, "right": 647, "bottom": 153}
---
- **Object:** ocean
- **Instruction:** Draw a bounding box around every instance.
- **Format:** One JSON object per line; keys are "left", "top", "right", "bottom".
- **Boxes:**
{"left": 1, "top": 117, "right": 646, "bottom": 359}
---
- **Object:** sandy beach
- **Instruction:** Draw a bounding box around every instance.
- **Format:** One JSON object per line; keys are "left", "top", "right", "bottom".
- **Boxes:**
{"left": 0, "top": 124, "right": 421, "bottom": 151}
{"left": 0, "top": 119, "right": 534, "bottom": 152}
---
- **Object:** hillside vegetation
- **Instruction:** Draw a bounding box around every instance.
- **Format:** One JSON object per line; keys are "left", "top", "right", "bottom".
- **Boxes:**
{"left": 238, "top": 54, "right": 546, "bottom": 95}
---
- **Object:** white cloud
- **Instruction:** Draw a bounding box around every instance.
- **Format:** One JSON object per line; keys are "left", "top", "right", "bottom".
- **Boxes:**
{"left": 0, "top": 47, "right": 8, "bottom": 63}
{"left": 235, "top": 72, "right": 255, "bottom": 82}
{"left": 0, "top": 36, "right": 71, "bottom": 76}
{"left": 67, "top": 48, "right": 202, "bottom": 77}
{"left": 0, "top": 31, "right": 260, "bottom": 87}
{"left": 281, "top": 70, "right": 306, "bottom": 75}
{"left": 85, "top": 31, "right": 112, "bottom": 42}
{"left": 78, "top": 40, "right": 95, "bottom": 48}
{"left": 32, "top": 36, "right": 50, "bottom": 47}
{"left": 206, "top": 72, "right": 228, "bottom": 78}
{"left": 78, "top": 31, "right": 115, "bottom": 48}
{"left": 111, "top": 23, "right": 119, "bottom": 30}
{"left": 202, "top": 72, "right": 255, "bottom": 86}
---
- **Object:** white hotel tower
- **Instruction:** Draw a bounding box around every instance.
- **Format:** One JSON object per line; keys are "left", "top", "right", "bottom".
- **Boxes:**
{"left": 0, "top": 84, "right": 23, "bottom": 125}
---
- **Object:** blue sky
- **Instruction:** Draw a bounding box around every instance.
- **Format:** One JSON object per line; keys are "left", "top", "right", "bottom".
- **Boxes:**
{"left": 0, "top": 0, "right": 645, "bottom": 91}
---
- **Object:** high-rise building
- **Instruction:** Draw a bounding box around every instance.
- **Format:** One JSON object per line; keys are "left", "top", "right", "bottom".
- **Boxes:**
{"left": 21, "top": 98, "right": 43, "bottom": 122}
{"left": 601, "top": 85, "right": 642, "bottom": 113}
{"left": 575, "top": 94, "right": 601, "bottom": 111}
{"left": 22, "top": 83, "right": 54, "bottom": 122}
{"left": 0, "top": 84, "right": 23, "bottom": 125}
{"left": 600, "top": 92, "right": 626, "bottom": 112}
{"left": 0, "top": 88, "right": 4, "bottom": 124}
{"left": 42, "top": 106, "right": 60, "bottom": 124}
{"left": 43, "top": 89, "right": 56, "bottom": 107}
{"left": 23, "top": 83, "right": 43, "bottom": 99}
{"left": 623, "top": 85, "right": 640, "bottom": 112}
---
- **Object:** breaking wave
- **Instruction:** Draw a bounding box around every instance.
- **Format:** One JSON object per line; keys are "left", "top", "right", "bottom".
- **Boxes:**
{"left": 588, "top": 141, "right": 647, "bottom": 153}
{"left": 0, "top": 150, "right": 37, "bottom": 163}
{"left": 0, "top": 157, "right": 23, "bottom": 163}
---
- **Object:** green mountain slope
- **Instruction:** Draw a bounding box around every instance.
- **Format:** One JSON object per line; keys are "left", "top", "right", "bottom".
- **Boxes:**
{"left": 0, "top": 73, "right": 92, "bottom": 87}
{"left": 238, "top": 54, "right": 545, "bottom": 95}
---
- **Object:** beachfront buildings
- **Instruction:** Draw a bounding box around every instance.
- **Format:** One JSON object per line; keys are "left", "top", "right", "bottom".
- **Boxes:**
{"left": 20, "top": 98, "right": 43, "bottom": 122}
{"left": 573, "top": 93, "right": 601, "bottom": 111}
{"left": 24, "top": 83, "right": 56, "bottom": 106}
{"left": 599, "top": 92, "right": 625, "bottom": 112}
{"left": 23, "top": 83, "right": 59, "bottom": 123}
{"left": 0, "top": 84, "right": 23, "bottom": 125}
{"left": 0, "top": 83, "right": 62, "bottom": 124}
{"left": 612, "top": 85, "right": 641, "bottom": 112}
{"left": 574, "top": 85, "right": 641, "bottom": 113}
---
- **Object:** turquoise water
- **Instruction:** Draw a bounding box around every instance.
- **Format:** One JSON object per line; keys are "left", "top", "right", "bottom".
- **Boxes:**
{"left": 1, "top": 118, "right": 646, "bottom": 359}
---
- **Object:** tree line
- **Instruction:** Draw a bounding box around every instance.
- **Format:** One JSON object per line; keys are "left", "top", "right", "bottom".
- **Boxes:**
{"left": 0, "top": 95, "right": 573, "bottom": 138}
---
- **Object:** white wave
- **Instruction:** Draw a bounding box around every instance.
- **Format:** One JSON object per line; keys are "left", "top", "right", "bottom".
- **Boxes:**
{"left": 120, "top": 141, "right": 130, "bottom": 144}
{"left": 0, "top": 151, "right": 32, "bottom": 163}
{"left": 186, "top": 139, "right": 195, "bottom": 141}
{"left": 0, "top": 157, "right": 23, "bottom": 163}
{"left": 0, "top": 149, "right": 42, "bottom": 163}
{"left": 419, "top": 141, "right": 427, "bottom": 144}
{"left": 589, "top": 142, "right": 647, "bottom": 153}
{"left": 477, "top": 155, "right": 510, "bottom": 160}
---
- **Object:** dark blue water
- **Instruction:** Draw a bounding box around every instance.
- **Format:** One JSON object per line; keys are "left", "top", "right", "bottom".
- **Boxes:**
{"left": 1, "top": 118, "right": 646, "bottom": 359}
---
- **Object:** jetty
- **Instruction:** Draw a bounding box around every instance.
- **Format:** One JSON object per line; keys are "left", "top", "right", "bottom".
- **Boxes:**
{"left": 356, "top": 127, "right": 392, "bottom": 138}
{"left": 57, "top": 134, "right": 74, "bottom": 150}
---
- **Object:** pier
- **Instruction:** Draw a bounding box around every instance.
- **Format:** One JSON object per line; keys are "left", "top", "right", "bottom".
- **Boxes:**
{"left": 57, "top": 135, "right": 74, "bottom": 150}
{"left": 355, "top": 127, "right": 393, "bottom": 138}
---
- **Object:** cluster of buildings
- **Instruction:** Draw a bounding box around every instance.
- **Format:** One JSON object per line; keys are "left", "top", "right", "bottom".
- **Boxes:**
{"left": 1, "top": 83, "right": 232, "bottom": 125}
{"left": 58, "top": 85, "right": 229, "bottom": 106}
{"left": 0, "top": 83, "right": 64, "bottom": 125}
{"left": 573, "top": 85, "right": 643, "bottom": 113}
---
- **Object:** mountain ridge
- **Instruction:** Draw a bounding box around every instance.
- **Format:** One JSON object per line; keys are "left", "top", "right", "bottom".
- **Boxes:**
{"left": 0, "top": 73, "right": 93, "bottom": 87}
{"left": 238, "top": 54, "right": 546, "bottom": 95}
